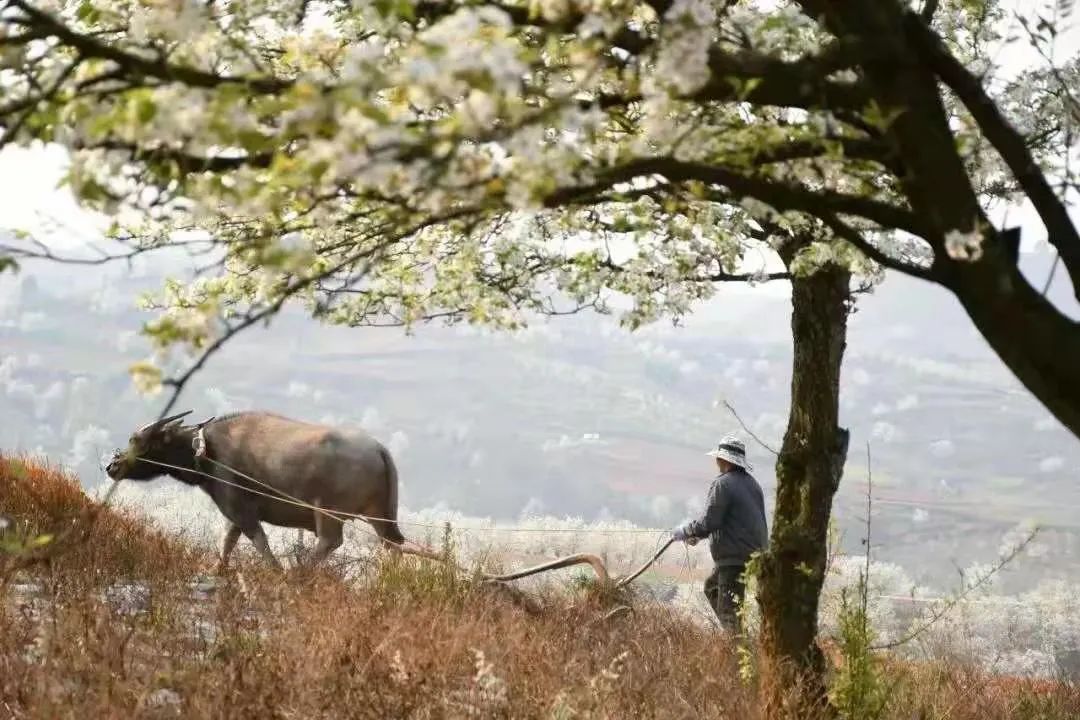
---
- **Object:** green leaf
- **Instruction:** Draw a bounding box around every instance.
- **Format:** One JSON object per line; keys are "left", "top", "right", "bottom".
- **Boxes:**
{"left": 862, "top": 100, "right": 906, "bottom": 132}
{"left": 0, "top": 256, "right": 19, "bottom": 275}
{"left": 235, "top": 129, "right": 269, "bottom": 152}
{"left": 738, "top": 78, "right": 763, "bottom": 101}
{"left": 129, "top": 90, "right": 158, "bottom": 124}
{"left": 137, "top": 97, "right": 157, "bottom": 124}
{"left": 77, "top": 177, "right": 111, "bottom": 204}
{"left": 76, "top": 1, "right": 100, "bottom": 23}
{"left": 396, "top": 0, "right": 416, "bottom": 21}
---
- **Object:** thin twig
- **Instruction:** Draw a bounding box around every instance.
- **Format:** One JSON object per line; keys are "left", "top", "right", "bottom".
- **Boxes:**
{"left": 1042, "top": 250, "right": 1061, "bottom": 296}
{"left": 0, "top": 237, "right": 215, "bottom": 266}
{"left": 153, "top": 208, "right": 480, "bottom": 420}
{"left": 722, "top": 400, "right": 779, "bottom": 456}
{"left": 861, "top": 441, "right": 873, "bottom": 638}
{"left": 820, "top": 212, "right": 938, "bottom": 282}
{"left": 871, "top": 528, "right": 1039, "bottom": 651}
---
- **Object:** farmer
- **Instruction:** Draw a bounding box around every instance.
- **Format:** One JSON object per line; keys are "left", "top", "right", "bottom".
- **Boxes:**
{"left": 672, "top": 434, "right": 768, "bottom": 635}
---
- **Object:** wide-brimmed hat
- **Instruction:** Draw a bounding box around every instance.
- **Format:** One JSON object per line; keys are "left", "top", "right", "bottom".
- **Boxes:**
{"left": 705, "top": 434, "right": 752, "bottom": 471}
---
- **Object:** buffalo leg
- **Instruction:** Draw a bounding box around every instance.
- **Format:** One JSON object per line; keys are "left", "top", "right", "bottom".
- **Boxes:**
{"left": 217, "top": 524, "right": 242, "bottom": 574}
{"left": 310, "top": 516, "right": 344, "bottom": 566}
{"left": 241, "top": 522, "right": 282, "bottom": 571}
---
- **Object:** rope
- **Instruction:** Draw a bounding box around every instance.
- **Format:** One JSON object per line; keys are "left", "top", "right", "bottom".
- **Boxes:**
{"left": 138, "top": 458, "right": 360, "bottom": 522}
{"left": 127, "top": 456, "right": 680, "bottom": 586}
{"left": 135, "top": 456, "right": 670, "bottom": 536}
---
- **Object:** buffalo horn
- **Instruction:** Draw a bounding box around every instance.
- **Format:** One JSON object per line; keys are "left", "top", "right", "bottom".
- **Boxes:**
{"left": 136, "top": 410, "right": 193, "bottom": 434}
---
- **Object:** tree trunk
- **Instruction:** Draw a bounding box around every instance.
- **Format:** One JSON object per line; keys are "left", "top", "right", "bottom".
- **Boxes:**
{"left": 756, "top": 256, "right": 851, "bottom": 718}
{"left": 796, "top": 0, "right": 1080, "bottom": 440}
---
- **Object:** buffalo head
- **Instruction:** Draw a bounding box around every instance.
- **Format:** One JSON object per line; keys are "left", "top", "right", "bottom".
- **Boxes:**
{"left": 106, "top": 410, "right": 196, "bottom": 481}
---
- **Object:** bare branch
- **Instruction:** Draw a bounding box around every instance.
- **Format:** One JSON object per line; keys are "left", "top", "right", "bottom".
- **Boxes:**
{"left": 153, "top": 208, "right": 482, "bottom": 419}
{"left": 0, "top": 235, "right": 216, "bottom": 266}
{"left": 723, "top": 400, "right": 779, "bottom": 456}
{"left": 1042, "top": 250, "right": 1061, "bottom": 296}
{"left": 872, "top": 527, "right": 1039, "bottom": 651}
{"left": 156, "top": 260, "right": 371, "bottom": 420}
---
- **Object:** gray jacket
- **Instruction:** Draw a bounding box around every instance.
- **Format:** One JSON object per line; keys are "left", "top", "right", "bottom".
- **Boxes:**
{"left": 683, "top": 468, "right": 768, "bottom": 567}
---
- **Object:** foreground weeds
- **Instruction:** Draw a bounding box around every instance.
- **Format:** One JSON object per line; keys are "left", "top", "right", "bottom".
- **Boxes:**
{"left": 2, "top": 454, "right": 1078, "bottom": 719}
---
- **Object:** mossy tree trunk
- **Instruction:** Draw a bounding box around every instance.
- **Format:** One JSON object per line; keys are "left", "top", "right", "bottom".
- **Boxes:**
{"left": 756, "top": 249, "right": 852, "bottom": 718}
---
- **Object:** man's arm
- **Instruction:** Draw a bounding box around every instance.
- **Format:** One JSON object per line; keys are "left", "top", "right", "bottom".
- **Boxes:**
{"left": 681, "top": 479, "right": 731, "bottom": 539}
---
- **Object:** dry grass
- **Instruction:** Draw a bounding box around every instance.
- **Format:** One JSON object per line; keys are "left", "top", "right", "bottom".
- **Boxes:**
{"left": 2, "top": 454, "right": 1078, "bottom": 720}
{"left": 0, "top": 455, "right": 205, "bottom": 584}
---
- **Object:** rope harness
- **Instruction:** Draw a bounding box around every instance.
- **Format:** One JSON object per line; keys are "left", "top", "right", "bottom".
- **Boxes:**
{"left": 131, "top": 452, "right": 677, "bottom": 590}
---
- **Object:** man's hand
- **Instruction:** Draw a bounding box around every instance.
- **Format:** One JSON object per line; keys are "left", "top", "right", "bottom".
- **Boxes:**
{"left": 685, "top": 536, "right": 700, "bottom": 546}
{"left": 672, "top": 525, "right": 693, "bottom": 543}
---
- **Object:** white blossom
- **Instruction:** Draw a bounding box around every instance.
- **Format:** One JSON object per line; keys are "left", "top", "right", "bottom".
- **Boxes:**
{"left": 944, "top": 227, "right": 985, "bottom": 262}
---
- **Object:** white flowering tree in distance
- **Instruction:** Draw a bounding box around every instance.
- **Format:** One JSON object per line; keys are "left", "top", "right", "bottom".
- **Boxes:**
{"left": 1, "top": 0, "right": 1077, "bottom": 710}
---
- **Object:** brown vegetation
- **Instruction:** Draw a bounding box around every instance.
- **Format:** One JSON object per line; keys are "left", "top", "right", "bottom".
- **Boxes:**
{"left": 2, "top": 454, "right": 1078, "bottom": 719}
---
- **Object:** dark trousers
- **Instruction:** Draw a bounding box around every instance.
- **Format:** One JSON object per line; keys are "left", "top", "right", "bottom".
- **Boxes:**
{"left": 704, "top": 563, "right": 746, "bottom": 634}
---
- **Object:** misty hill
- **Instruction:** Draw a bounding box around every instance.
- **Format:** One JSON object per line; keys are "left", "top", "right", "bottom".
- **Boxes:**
{"left": 1, "top": 239, "right": 1078, "bottom": 592}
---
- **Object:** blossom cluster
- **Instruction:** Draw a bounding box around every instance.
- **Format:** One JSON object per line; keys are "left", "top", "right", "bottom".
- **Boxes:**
{"left": 0, "top": 0, "right": 1072, "bottom": 384}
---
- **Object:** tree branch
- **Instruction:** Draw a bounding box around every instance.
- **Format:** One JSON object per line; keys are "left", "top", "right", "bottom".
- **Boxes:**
{"left": 79, "top": 139, "right": 274, "bottom": 173}
{"left": 0, "top": 235, "right": 215, "bottom": 266}
{"left": 723, "top": 400, "right": 779, "bottom": 456}
{"left": 547, "top": 157, "right": 930, "bottom": 239}
{"left": 748, "top": 136, "right": 889, "bottom": 166}
{"left": 820, "top": 212, "right": 940, "bottom": 282}
{"left": 695, "top": 44, "right": 871, "bottom": 111}
{"left": 905, "top": 11, "right": 1080, "bottom": 298}
{"left": 412, "top": 1, "right": 652, "bottom": 54}
{"left": 154, "top": 207, "right": 481, "bottom": 419}
{"left": 598, "top": 256, "right": 790, "bottom": 284}
{"left": 920, "top": 0, "right": 941, "bottom": 23}
{"left": 0, "top": 58, "right": 81, "bottom": 148}
{"left": 411, "top": 3, "right": 868, "bottom": 112}
{"left": 871, "top": 527, "right": 1038, "bottom": 651}
{"left": 8, "top": 1, "right": 292, "bottom": 94}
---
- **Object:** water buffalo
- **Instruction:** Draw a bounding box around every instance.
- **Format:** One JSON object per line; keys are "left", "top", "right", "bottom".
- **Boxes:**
{"left": 105, "top": 410, "right": 405, "bottom": 572}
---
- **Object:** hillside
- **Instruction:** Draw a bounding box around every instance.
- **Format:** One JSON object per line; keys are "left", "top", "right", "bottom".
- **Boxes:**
{"left": 2, "top": 456, "right": 1078, "bottom": 719}
{"left": 3, "top": 249, "right": 1080, "bottom": 595}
